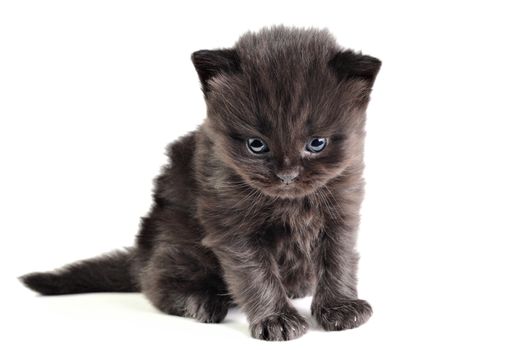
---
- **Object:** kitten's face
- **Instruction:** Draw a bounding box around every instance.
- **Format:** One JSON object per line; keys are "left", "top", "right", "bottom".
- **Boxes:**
{"left": 205, "top": 79, "right": 365, "bottom": 199}
{"left": 192, "top": 29, "right": 380, "bottom": 199}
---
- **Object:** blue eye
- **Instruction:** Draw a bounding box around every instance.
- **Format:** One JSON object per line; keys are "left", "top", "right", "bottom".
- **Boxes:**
{"left": 247, "top": 138, "right": 269, "bottom": 154}
{"left": 306, "top": 137, "right": 327, "bottom": 153}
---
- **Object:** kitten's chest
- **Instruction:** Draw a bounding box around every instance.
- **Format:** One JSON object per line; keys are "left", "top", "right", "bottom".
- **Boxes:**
{"left": 264, "top": 199, "right": 324, "bottom": 258}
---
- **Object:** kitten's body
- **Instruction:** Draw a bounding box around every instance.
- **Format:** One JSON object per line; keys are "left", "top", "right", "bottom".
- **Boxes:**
{"left": 21, "top": 27, "right": 380, "bottom": 341}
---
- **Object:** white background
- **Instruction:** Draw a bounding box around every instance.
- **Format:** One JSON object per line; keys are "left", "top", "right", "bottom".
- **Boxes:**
{"left": 1, "top": 1, "right": 524, "bottom": 349}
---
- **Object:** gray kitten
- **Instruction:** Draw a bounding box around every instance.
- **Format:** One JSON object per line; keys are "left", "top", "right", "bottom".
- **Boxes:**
{"left": 21, "top": 26, "right": 381, "bottom": 341}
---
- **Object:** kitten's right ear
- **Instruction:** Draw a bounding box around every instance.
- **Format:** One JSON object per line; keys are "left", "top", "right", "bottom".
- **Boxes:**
{"left": 191, "top": 49, "right": 241, "bottom": 95}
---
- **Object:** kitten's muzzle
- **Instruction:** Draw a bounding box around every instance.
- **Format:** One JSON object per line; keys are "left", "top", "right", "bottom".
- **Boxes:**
{"left": 276, "top": 170, "right": 299, "bottom": 185}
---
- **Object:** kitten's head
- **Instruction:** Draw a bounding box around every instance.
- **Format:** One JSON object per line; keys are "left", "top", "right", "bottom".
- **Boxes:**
{"left": 192, "top": 27, "right": 381, "bottom": 199}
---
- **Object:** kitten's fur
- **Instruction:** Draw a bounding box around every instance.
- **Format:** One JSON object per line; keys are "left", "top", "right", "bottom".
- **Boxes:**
{"left": 20, "top": 26, "right": 381, "bottom": 341}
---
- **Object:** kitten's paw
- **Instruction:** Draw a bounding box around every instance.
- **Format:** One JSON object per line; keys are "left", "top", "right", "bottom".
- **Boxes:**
{"left": 312, "top": 299, "right": 372, "bottom": 331}
{"left": 185, "top": 295, "right": 230, "bottom": 323}
{"left": 250, "top": 310, "right": 308, "bottom": 341}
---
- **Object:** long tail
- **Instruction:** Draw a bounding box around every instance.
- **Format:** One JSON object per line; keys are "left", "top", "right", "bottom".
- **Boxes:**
{"left": 19, "top": 248, "right": 139, "bottom": 295}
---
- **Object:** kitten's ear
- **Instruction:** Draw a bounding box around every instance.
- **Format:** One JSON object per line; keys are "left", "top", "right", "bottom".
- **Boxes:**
{"left": 191, "top": 49, "right": 241, "bottom": 95}
{"left": 329, "top": 50, "right": 381, "bottom": 85}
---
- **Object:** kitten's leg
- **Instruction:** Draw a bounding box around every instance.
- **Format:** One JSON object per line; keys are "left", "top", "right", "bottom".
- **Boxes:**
{"left": 140, "top": 245, "right": 231, "bottom": 323}
{"left": 281, "top": 263, "right": 315, "bottom": 299}
{"left": 311, "top": 218, "right": 372, "bottom": 331}
{"left": 204, "top": 235, "right": 308, "bottom": 341}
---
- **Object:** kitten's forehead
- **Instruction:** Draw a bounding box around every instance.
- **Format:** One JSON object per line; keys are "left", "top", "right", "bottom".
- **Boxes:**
{"left": 209, "top": 70, "right": 352, "bottom": 142}
{"left": 232, "top": 28, "right": 344, "bottom": 132}
{"left": 234, "top": 27, "right": 339, "bottom": 106}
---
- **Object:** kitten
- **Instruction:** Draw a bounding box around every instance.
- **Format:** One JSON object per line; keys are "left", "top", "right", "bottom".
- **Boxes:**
{"left": 20, "top": 26, "right": 381, "bottom": 341}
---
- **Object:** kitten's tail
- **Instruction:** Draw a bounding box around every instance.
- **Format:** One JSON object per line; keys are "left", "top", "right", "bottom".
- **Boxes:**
{"left": 19, "top": 248, "right": 139, "bottom": 295}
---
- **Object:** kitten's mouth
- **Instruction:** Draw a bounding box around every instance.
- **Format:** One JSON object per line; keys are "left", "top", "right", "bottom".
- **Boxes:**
{"left": 259, "top": 182, "right": 310, "bottom": 199}
{"left": 278, "top": 185, "right": 294, "bottom": 194}
{"left": 246, "top": 176, "right": 318, "bottom": 199}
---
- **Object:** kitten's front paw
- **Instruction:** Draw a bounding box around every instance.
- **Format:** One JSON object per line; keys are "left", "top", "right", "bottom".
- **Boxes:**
{"left": 185, "top": 294, "right": 230, "bottom": 324}
{"left": 312, "top": 299, "right": 372, "bottom": 331}
{"left": 250, "top": 310, "right": 308, "bottom": 341}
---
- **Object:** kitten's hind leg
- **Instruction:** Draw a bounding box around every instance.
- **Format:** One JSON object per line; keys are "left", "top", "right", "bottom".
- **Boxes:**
{"left": 139, "top": 246, "right": 231, "bottom": 323}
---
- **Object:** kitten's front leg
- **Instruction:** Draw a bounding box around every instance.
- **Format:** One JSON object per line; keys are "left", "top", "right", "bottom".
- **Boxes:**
{"left": 203, "top": 234, "right": 308, "bottom": 341}
{"left": 312, "top": 220, "right": 372, "bottom": 331}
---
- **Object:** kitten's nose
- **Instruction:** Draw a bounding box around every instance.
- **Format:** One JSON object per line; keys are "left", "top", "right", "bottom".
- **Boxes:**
{"left": 276, "top": 170, "right": 299, "bottom": 185}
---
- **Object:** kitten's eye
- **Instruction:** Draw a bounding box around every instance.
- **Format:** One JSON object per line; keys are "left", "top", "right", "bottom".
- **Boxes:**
{"left": 247, "top": 138, "right": 269, "bottom": 154}
{"left": 306, "top": 137, "right": 327, "bottom": 153}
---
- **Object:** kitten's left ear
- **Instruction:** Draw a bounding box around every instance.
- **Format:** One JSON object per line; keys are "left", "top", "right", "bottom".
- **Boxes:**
{"left": 329, "top": 50, "right": 382, "bottom": 85}
{"left": 191, "top": 49, "right": 241, "bottom": 95}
